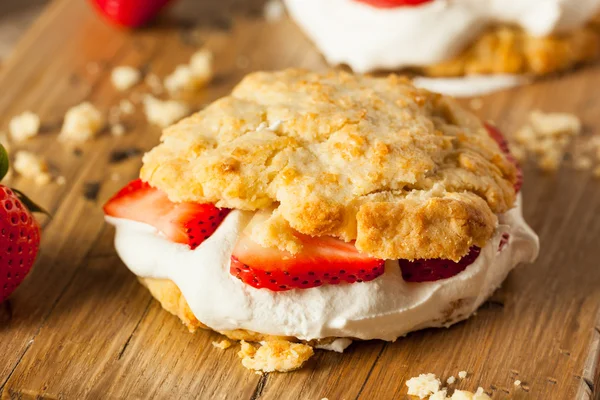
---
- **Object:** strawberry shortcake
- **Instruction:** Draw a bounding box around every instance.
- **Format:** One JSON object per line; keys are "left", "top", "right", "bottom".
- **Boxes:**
{"left": 284, "top": 0, "right": 600, "bottom": 77}
{"left": 103, "top": 69, "right": 539, "bottom": 372}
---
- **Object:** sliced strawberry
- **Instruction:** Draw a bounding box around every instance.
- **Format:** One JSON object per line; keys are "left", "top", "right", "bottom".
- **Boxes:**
{"left": 399, "top": 247, "right": 481, "bottom": 283}
{"left": 231, "top": 233, "right": 385, "bottom": 291}
{"left": 485, "top": 123, "right": 523, "bottom": 193}
{"left": 90, "top": 0, "right": 175, "bottom": 28}
{"left": 354, "top": 0, "right": 433, "bottom": 8}
{"left": 103, "top": 179, "right": 229, "bottom": 249}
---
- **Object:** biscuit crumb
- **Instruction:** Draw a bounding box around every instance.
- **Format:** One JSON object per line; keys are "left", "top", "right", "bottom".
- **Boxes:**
{"left": 145, "top": 73, "right": 164, "bottom": 95}
{"left": 119, "top": 99, "right": 135, "bottom": 115}
{"left": 9, "top": 111, "right": 41, "bottom": 142}
{"left": 406, "top": 372, "right": 493, "bottom": 399}
{"left": 514, "top": 110, "right": 581, "bottom": 171}
{"left": 446, "top": 376, "right": 456, "bottom": 385}
{"left": 458, "top": 371, "right": 468, "bottom": 379}
{"left": 212, "top": 339, "right": 233, "bottom": 350}
{"left": 264, "top": 0, "right": 285, "bottom": 22}
{"left": 164, "top": 49, "right": 213, "bottom": 94}
{"left": 143, "top": 95, "right": 190, "bottom": 128}
{"left": 60, "top": 102, "right": 104, "bottom": 142}
{"left": 111, "top": 66, "right": 141, "bottom": 91}
{"left": 111, "top": 124, "right": 126, "bottom": 137}
{"left": 13, "top": 151, "right": 51, "bottom": 185}
{"left": 514, "top": 380, "right": 521, "bottom": 387}
{"left": 238, "top": 340, "right": 313, "bottom": 372}
{"left": 406, "top": 373, "right": 441, "bottom": 399}
{"left": 56, "top": 176, "right": 66, "bottom": 185}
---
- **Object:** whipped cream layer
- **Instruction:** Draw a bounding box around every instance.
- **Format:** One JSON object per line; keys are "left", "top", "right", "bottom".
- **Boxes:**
{"left": 106, "top": 195, "right": 538, "bottom": 342}
{"left": 284, "top": 0, "right": 600, "bottom": 73}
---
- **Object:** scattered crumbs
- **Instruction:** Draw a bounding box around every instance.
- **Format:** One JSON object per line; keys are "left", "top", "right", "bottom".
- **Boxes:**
{"left": 212, "top": 339, "right": 233, "bottom": 350}
{"left": 145, "top": 73, "right": 164, "bottom": 95}
{"left": 119, "top": 99, "right": 135, "bottom": 115}
{"left": 13, "top": 151, "right": 51, "bottom": 185}
{"left": 458, "top": 371, "right": 468, "bottom": 379}
{"left": 547, "top": 377, "right": 557, "bottom": 384}
{"left": 469, "top": 98, "right": 483, "bottom": 110}
{"left": 321, "top": 398, "right": 329, "bottom": 400}
{"left": 446, "top": 376, "right": 456, "bottom": 385}
{"left": 111, "top": 124, "right": 126, "bottom": 137}
{"left": 9, "top": 111, "right": 41, "bottom": 142}
{"left": 236, "top": 55, "right": 250, "bottom": 70}
{"left": 573, "top": 156, "right": 592, "bottom": 170}
{"left": 143, "top": 95, "right": 190, "bottom": 128}
{"left": 83, "top": 181, "right": 101, "bottom": 201}
{"left": 406, "top": 373, "right": 441, "bottom": 399}
{"left": 513, "top": 110, "right": 581, "bottom": 171}
{"left": 164, "top": 49, "right": 213, "bottom": 94}
{"left": 60, "top": 102, "right": 105, "bottom": 142}
{"left": 407, "top": 373, "right": 491, "bottom": 399}
{"left": 111, "top": 66, "right": 142, "bottom": 91}
{"left": 264, "top": 0, "right": 285, "bottom": 22}
{"left": 255, "top": 370, "right": 263, "bottom": 376}
{"left": 514, "top": 380, "right": 521, "bottom": 387}
{"left": 56, "top": 176, "right": 66, "bottom": 186}
{"left": 238, "top": 340, "right": 314, "bottom": 373}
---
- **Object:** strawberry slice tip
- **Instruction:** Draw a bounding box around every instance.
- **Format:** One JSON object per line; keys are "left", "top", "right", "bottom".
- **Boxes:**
{"left": 485, "top": 122, "right": 523, "bottom": 193}
{"left": 354, "top": 0, "right": 433, "bottom": 8}
{"left": 400, "top": 247, "right": 481, "bottom": 283}
{"left": 103, "top": 179, "right": 229, "bottom": 249}
{"left": 231, "top": 233, "right": 385, "bottom": 291}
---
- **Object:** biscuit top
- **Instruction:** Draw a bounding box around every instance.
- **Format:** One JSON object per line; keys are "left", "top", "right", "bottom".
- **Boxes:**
{"left": 141, "top": 69, "right": 517, "bottom": 261}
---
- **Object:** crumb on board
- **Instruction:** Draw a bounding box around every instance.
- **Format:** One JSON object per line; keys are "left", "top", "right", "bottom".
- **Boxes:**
{"left": 143, "top": 95, "right": 190, "bottom": 128}
{"left": 56, "top": 176, "right": 66, "bottom": 186}
{"left": 406, "top": 373, "right": 441, "bottom": 399}
{"left": 145, "top": 73, "right": 164, "bottom": 95}
{"left": 111, "top": 123, "right": 126, "bottom": 137}
{"left": 237, "top": 339, "right": 313, "bottom": 373}
{"left": 406, "top": 373, "right": 491, "bottom": 399}
{"left": 164, "top": 49, "right": 213, "bottom": 94}
{"left": 9, "top": 111, "right": 40, "bottom": 142}
{"left": 13, "top": 151, "right": 51, "bottom": 185}
{"left": 59, "top": 102, "right": 104, "bottom": 142}
{"left": 212, "top": 339, "right": 233, "bottom": 350}
{"left": 119, "top": 99, "right": 135, "bottom": 115}
{"left": 458, "top": 371, "right": 468, "bottom": 379}
{"left": 514, "top": 380, "right": 521, "bottom": 387}
{"left": 446, "top": 376, "right": 456, "bottom": 385}
{"left": 264, "top": 0, "right": 285, "bottom": 22}
{"left": 514, "top": 110, "right": 581, "bottom": 171}
{"left": 111, "top": 66, "right": 141, "bottom": 91}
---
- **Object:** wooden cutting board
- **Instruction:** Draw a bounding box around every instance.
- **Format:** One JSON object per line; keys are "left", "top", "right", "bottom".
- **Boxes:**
{"left": 0, "top": 0, "right": 599, "bottom": 398}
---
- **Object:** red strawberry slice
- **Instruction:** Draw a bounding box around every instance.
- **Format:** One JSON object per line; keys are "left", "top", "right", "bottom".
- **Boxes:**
{"left": 399, "top": 247, "right": 481, "bottom": 283}
{"left": 485, "top": 123, "right": 523, "bottom": 193}
{"left": 103, "top": 179, "right": 229, "bottom": 249}
{"left": 90, "top": 0, "right": 175, "bottom": 28}
{"left": 354, "top": 0, "right": 433, "bottom": 8}
{"left": 231, "top": 233, "right": 385, "bottom": 291}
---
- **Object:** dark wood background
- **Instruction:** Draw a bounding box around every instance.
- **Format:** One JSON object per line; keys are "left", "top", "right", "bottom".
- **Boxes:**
{"left": 0, "top": 0, "right": 598, "bottom": 399}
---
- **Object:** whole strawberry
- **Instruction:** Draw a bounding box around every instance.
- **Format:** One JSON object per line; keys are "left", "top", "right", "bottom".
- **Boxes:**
{"left": 0, "top": 145, "right": 44, "bottom": 303}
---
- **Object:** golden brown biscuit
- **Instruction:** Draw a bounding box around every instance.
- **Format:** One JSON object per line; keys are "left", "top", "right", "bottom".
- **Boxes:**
{"left": 142, "top": 69, "right": 517, "bottom": 261}
{"left": 422, "top": 19, "right": 600, "bottom": 77}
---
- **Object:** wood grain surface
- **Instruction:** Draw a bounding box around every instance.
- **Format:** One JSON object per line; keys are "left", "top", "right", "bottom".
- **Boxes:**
{"left": 0, "top": 0, "right": 599, "bottom": 399}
